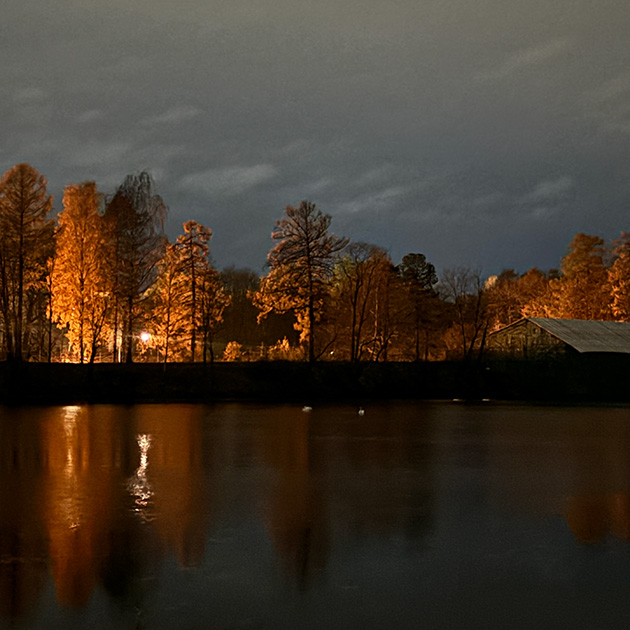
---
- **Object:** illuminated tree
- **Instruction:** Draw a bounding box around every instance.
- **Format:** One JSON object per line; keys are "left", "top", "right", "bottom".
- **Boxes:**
{"left": 519, "top": 268, "right": 558, "bottom": 318}
{"left": 485, "top": 267, "right": 552, "bottom": 328}
{"left": 367, "top": 255, "right": 403, "bottom": 361}
{"left": 150, "top": 222, "right": 229, "bottom": 363}
{"left": 551, "top": 233, "right": 611, "bottom": 320}
{"left": 147, "top": 245, "right": 188, "bottom": 363}
{"left": 104, "top": 172, "right": 167, "bottom": 362}
{"left": 253, "top": 201, "right": 347, "bottom": 362}
{"left": 196, "top": 265, "right": 230, "bottom": 363}
{"left": 173, "top": 220, "right": 213, "bottom": 361}
{"left": 609, "top": 232, "right": 630, "bottom": 321}
{"left": 51, "top": 182, "right": 110, "bottom": 363}
{"left": 0, "top": 163, "right": 54, "bottom": 360}
{"left": 330, "top": 243, "right": 395, "bottom": 361}
{"left": 223, "top": 340, "right": 244, "bottom": 361}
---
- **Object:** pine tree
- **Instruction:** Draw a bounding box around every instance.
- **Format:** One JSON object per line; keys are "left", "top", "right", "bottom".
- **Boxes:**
{"left": 253, "top": 201, "right": 347, "bottom": 362}
{"left": 396, "top": 253, "right": 439, "bottom": 361}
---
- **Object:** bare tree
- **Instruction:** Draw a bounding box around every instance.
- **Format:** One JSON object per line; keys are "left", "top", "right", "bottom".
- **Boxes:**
{"left": 104, "top": 172, "right": 167, "bottom": 362}
{"left": 440, "top": 267, "right": 489, "bottom": 361}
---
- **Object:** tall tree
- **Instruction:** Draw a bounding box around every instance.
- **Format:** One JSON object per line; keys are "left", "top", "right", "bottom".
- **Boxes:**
{"left": 440, "top": 267, "right": 489, "bottom": 360}
{"left": 551, "top": 233, "right": 611, "bottom": 320}
{"left": 396, "top": 253, "right": 439, "bottom": 361}
{"left": 147, "top": 244, "right": 188, "bottom": 363}
{"left": 196, "top": 265, "right": 230, "bottom": 363}
{"left": 51, "top": 182, "right": 109, "bottom": 363}
{"left": 331, "top": 243, "right": 392, "bottom": 361}
{"left": 0, "top": 163, "right": 54, "bottom": 360}
{"left": 173, "top": 220, "right": 213, "bottom": 362}
{"left": 609, "top": 232, "right": 630, "bottom": 321}
{"left": 253, "top": 201, "right": 347, "bottom": 362}
{"left": 104, "top": 172, "right": 167, "bottom": 362}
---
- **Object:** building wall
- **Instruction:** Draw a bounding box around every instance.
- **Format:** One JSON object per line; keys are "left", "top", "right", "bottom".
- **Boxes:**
{"left": 485, "top": 320, "right": 569, "bottom": 359}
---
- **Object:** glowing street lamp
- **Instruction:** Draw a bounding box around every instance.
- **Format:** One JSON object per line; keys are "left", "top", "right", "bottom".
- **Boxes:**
{"left": 140, "top": 331, "right": 151, "bottom": 343}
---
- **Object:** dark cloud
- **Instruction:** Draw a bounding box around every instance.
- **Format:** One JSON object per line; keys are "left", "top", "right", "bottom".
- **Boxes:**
{"left": 2, "top": 0, "right": 630, "bottom": 275}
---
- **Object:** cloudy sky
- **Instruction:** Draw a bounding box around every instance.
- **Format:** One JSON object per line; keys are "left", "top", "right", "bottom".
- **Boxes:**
{"left": 2, "top": 0, "right": 629, "bottom": 275}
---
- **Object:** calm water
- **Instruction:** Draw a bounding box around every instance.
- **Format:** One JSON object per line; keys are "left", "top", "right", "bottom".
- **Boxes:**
{"left": 2, "top": 402, "right": 630, "bottom": 629}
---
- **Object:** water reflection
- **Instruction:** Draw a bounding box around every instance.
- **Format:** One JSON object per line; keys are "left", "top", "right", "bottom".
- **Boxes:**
{"left": 0, "top": 404, "right": 210, "bottom": 623}
{"left": 3, "top": 403, "right": 630, "bottom": 628}
{"left": 0, "top": 408, "right": 47, "bottom": 621}
{"left": 132, "top": 405, "right": 207, "bottom": 567}
{"left": 260, "top": 413, "right": 328, "bottom": 590}
{"left": 128, "top": 433, "right": 154, "bottom": 520}
{"left": 41, "top": 405, "right": 121, "bottom": 607}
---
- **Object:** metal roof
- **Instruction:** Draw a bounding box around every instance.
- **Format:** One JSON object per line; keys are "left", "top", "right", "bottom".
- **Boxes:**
{"left": 529, "top": 318, "right": 630, "bottom": 354}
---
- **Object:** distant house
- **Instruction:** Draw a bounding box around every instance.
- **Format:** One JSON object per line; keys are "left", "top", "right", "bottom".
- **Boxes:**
{"left": 485, "top": 318, "right": 630, "bottom": 359}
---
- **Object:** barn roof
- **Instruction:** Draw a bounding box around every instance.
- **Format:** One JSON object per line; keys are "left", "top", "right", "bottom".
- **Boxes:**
{"left": 528, "top": 318, "right": 630, "bottom": 354}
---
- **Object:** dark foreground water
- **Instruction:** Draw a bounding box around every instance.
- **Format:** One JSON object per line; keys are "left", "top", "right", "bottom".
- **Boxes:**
{"left": 2, "top": 402, "right": 630, "bottom": 629}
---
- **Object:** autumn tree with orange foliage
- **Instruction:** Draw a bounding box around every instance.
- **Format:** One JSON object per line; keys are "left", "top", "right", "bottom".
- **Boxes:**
{"left": 52, "top": 182, "right": 110, "bottom": 363}
{"left": 173, "top": 220, "right": 213, "bottom": 361}
{"left": 486, "top": 267, "right": 552, "bottom": 328}
{"left": 609, "top": 232, "right": 630, "bottom": 321}
{"left": 352, "top": 248, "right": 401, "bottom": 361}
{"left": 549, "top": 233, "right": 611, "bottom": 320}
{"left": 196, "top": 264, "right": 230, "bottom": 362}
{"left": 0, "top": 163, "right": 54, "bottom": 361}
{"left": 329, "top": 243, "right": 392, "bottom": 361}
{"left": 147, "top": 245, "right": 188, "bottom": 363}
{"left": 148, "top": 221, "right": 229, "bottom": 363}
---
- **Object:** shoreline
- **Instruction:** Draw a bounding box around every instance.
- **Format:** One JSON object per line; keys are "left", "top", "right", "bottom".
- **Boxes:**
{"left": 2, "top": 357, "right": 630, "bottom": 406}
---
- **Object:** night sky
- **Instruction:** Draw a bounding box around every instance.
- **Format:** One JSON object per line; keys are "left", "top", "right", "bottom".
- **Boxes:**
{"left": 2, "top": 0, "right": 629, "bottom": 275}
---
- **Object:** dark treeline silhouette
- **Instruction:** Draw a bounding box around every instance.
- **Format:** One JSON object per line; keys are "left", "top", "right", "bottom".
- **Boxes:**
{"left": 1, "top": 163, "right": 628, "bottom": 363}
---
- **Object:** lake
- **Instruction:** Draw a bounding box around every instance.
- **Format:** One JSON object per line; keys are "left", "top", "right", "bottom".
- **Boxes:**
{"left": 2, "top": 401, "right": 630, "bottom": 629}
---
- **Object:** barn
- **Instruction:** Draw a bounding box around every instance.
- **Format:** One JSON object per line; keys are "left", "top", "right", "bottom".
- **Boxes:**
{"left": 485, "top": 318, "right": 630, "bottom": 359}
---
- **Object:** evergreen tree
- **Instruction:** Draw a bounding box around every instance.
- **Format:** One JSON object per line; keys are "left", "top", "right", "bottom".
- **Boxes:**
{"left": 397, "top": 253, "right": 439, "bottom": 361}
